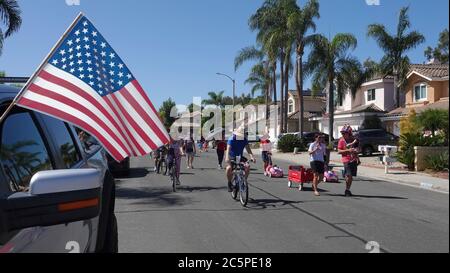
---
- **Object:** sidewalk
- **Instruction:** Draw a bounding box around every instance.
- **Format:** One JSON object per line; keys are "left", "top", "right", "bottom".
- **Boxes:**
{"left": 262, "top": 149, "right": 449, "bottom": 193}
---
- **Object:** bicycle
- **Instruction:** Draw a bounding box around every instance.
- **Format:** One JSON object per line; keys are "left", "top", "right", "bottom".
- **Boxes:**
{"left": 155, "top": 154, "right": 167, "bottom": 175}
{"left": 167, "top": 156, "right": 181, "bottom": 192}
{"left": 230, "top": 157, "right": 250, "bottom": 207}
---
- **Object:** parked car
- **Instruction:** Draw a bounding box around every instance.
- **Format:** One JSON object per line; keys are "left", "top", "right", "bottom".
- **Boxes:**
{"left": 0, "top": 85, "right": 118, "bottom": 253}
{"left": 302, "top": 132, "right": 333, "bottom": 146}
{"left": 278, "top": 132, "right": 333, "bottom": 146}
{"left": 333, "top": 129, "right": 399, "bottom": 156}
{"left": 355, "top": 129, "right": 399, "bottom": 156}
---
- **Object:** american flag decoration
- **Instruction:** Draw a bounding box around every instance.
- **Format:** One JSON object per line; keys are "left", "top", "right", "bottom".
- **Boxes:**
{"left": 15, "top": 13, "right": 170, "bottom": 161}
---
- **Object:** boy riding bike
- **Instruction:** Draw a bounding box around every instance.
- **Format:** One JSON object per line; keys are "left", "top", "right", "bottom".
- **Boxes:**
{"left": 225, "top": 126, "right": 256, "bottom": 192}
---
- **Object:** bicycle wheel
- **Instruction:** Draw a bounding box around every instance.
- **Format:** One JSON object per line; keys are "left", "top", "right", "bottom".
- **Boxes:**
{"left": 231, "top": 176, "right": 238, "bottom": 200}
{"left": 155, "top": 159, "right": 161, "bottom": 174}
{"left": 171, "top": 167, "right": 176, "bottom": 192}
{"left": 239, "top": 176, "right": 249, "bottom": 207}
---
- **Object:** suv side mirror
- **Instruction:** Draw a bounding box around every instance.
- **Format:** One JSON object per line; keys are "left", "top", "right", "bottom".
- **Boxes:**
{"left": 0, "top": 169, "right": 102, "bottom": 233}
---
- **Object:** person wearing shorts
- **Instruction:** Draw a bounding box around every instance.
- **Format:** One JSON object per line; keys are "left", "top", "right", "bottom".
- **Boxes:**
{"left": 308, "top": 134, "right": 326, "bottom": 196}
{"left": 260, "top": 133, "right": 273, "bottom": 171}
{"left": 338, "top": 125, "right": 359, "bottom": 197}
{"left": 184, "top": 136, "right": 196, "bottom": 169}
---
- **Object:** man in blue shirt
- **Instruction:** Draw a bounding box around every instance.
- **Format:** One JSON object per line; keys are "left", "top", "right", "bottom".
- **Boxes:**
{"left": 225, "top": 126, "right": 256, "bottom": 192}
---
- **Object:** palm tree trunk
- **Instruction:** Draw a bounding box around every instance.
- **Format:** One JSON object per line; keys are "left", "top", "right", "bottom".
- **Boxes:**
{"left": 272, "top": 62, "right": 277, "bottom": 104}
{"left": 284, "top": 59, "right": 289, "bottom": 133}
{"left": 394, "top": 72, "right": 400, "bottom": 108}
{"left": 280, "top": 56, "right": 285, "bottom": 134}
{"left": 265, "top": 84, "right": 270, "bottom": 127}
{"left": 295, "top": 50, "right": 304, "bottom": 136}
{"left": 328, "top": 77, "right": 335, "bottom": 145}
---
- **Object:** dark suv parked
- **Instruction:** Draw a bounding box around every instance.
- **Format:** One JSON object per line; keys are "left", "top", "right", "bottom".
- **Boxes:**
{"left": 354, "top": 129, "right": 399, "bottom": 156}
{"left": 0, "top": 85, "right": 117, "bottom": 253}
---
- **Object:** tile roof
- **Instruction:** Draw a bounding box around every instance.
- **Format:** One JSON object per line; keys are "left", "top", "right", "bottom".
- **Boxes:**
{"left": 288, "top": 111, "right": 321, "bottom": 119}
{"left": 334, "top": 103, "right": 385, "bottom": 115}
{"left": 408, "top": 64, "right": 449, "bottom": 80}
{"left": 386, "top": 98, "right": 449, "bottom": 116}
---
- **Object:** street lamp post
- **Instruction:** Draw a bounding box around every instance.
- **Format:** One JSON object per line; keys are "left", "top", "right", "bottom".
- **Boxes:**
{"left": 216, "top": 72, "right": 235, "bottom": 108}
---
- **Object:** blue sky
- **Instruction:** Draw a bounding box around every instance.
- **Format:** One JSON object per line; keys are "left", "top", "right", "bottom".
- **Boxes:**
{"left": 0, "top": 0, "right": 448, "bottom": 108}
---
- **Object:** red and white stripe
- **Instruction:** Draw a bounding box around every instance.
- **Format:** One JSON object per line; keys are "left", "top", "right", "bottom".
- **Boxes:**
{"left": 17, "top": 64, "right": 170, "bottom": 162}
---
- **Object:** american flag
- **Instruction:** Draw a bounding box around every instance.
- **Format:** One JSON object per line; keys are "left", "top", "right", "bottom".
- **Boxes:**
{"left": 16, "top": 14, "right": 170, "bottom": 162}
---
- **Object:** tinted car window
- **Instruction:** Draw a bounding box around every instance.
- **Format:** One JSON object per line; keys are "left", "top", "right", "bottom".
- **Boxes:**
{"left": 0, "top": 112, "right": 53, "bottom": 191}
{"left": 75, "top": 127, "right": 101, "bottom": 155}
{"left": 42, "top": 116, "right": 81, "bottom": 168}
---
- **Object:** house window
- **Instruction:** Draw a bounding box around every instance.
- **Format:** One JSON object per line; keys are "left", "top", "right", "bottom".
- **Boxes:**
{"left": 367, "top": 89, "right": 376, "bottom": 101}
{"left": 336, "top": 92, "right": 343, "bottom": 107}
{"left": 414, "top": 83, "right": 427, "bottom": 101}
{"left": 288, "top": 100, "right": 294, "bottom": 113}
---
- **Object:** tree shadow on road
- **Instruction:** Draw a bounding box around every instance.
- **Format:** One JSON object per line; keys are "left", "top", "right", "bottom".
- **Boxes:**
{"left": 114, "top": 168, "right": 150, "bottom": 179}
{"left": 246, "top": 198, "right": 303, "bottom": 210}
{"left": 177, "top": 186, "right": 228, "bottom": 193}
{"left": 116, "top": 186, "right": 194, "bottom": 207}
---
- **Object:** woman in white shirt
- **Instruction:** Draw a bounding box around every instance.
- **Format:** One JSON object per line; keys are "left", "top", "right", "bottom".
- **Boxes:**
{"left": 308, "top": 134, "right": 327, "bottom": 196}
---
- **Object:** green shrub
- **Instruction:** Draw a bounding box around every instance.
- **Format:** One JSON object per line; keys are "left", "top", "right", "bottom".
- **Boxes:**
{"left": 425, "top": 152, "right": 449, "bottom": 172}
{"left": 397, "top": 132, "right": 423, "bottom": 170}
{"left": 277, "top": 134, "right": 305, "bottom": 153}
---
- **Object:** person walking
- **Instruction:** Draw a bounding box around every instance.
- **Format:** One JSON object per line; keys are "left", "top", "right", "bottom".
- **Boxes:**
{"left": 337, "top": 125, "right": 360, "bottom": 197}
{"left": 216, "top": 134, "right": 227, "bottom": 169}
{"left": 184, "top": 136, "right": 196, "bottom": 169}
{"left": 260, "top": 133, "right": 273, "bottom": 172}
{"left": 308, "top": 134, "right": 327, "bottom": 196}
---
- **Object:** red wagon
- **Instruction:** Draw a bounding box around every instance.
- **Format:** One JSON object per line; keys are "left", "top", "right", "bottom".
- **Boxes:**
{"left": 287, "top": 165, "right": 314, "bottom": 191}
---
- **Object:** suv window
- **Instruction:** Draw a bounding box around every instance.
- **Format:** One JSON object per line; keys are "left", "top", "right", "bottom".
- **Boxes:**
{"left": 0, "top": 112, "right": 53, "bottom": 192}
{"left": 42, "top": 116, "right": 82, "bottom": 168}
{"left": 74, "top": 127, "right": 100, "bottom": 155}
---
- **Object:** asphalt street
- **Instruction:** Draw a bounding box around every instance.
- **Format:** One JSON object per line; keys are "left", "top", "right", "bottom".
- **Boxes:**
{"left": 114, "top": 150, "right": 449, "bottom": 253}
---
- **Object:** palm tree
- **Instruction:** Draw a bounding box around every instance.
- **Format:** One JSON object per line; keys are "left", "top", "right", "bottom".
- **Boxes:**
{"left": 367, "top": 6, "right": 425, "bottom": 108}
{"left": 244, "top": 63, "right": 272, "bottom": 98}
{"left": 203, "top": 91, "right": 226, "bottom": 108}
{"left": 305, "top": 33, "right": 358, "bottom": 144}
{"left": 0, "top": 0, "right": 22, "bottom": 56}
{"left": 416, "top": 109, "right": 449, "bottom": 138}
{"left": 287, "top": 0, "right": 320, "bottom": 136}
{"left": 251, "top": 0, "right": 298, "bottom": 133}
{"left": 234, "top": 46, "right": 272, "bottom": 124}
{"left": 338, "top": 58, "right": 378, "bottom": 99}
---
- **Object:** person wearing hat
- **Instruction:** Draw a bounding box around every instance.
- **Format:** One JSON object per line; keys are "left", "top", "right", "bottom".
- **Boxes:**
{"left": 337, "top": 125, "right": 359, "bottom": 197}
{"left": 225, "top": 125, "right": 256, "bottom": 192}
{"left": 260, "top": 132, "right": 273, "bottom": 172}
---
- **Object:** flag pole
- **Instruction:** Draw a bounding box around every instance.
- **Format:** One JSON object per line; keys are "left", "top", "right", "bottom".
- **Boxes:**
{"left": 0, "top": 12, "right": 85, "bottom": 124}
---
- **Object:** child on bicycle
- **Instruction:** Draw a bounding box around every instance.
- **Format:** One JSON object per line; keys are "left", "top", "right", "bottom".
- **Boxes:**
{"left": 166, "top": 138, "right": 185, "bottom": 184}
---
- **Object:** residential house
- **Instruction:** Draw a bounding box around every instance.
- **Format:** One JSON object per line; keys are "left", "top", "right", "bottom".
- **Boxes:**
{"left": 383, "top": 64, "right": 449, "bottom": 136}
{"left": 311, "top": 75, "right": 397, "bottom": 139}
{"left": 286, "top": 90, "right": 326, "bottom": 133}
